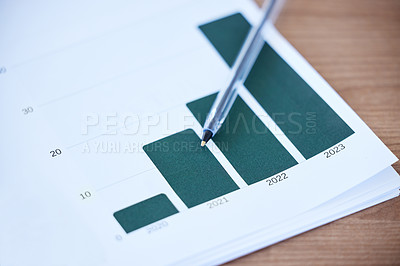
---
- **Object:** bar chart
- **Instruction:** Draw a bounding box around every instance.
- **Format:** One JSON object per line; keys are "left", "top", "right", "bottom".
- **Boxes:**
{"left": 113, "top": 12, "right": 354, "bottom": 233}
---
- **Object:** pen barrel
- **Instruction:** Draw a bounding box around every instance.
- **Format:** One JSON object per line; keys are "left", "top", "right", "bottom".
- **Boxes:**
{"left": 203, "top": 0, "right": 276, "bottom": 137}
{"left": 203, "top": 79, "right": 239, "bottom": 135}
{"left": 230, "top": 0, "right": 276, "bottom": 82}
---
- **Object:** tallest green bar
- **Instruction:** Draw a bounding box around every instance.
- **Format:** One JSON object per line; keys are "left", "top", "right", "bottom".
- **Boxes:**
{"left": 199, "top": 13, "right": 354, "bottom": 159}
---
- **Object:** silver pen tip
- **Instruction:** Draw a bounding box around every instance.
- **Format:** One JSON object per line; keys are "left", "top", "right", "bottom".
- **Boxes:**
{"left": 201, "top": 130, "right": 213, "bottom": 147}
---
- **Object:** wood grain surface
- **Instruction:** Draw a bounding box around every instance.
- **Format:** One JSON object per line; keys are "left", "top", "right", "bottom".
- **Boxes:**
{"left": 227, "top": 0, "right": 400, "bottom": 265}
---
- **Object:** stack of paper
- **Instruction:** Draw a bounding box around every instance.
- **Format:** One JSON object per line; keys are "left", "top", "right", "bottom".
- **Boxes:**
{"left": 0, "top": 0, "right": 398, "bottom": 265}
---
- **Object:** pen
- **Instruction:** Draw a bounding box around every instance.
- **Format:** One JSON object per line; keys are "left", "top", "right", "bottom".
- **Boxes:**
{"left": 201, "top": 0, "right": 276, "bottom": 146}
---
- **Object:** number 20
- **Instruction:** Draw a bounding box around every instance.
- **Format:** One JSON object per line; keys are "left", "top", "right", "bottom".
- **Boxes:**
{"left": 50, "top": 149, "right": 62, "bottom": 157}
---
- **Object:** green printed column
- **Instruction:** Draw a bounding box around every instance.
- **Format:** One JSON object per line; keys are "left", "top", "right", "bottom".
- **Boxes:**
{"left": 143, "top": 129, "right": 239, "bottom": 208}
{"left": 114, "top": 194, "right": 178, "bottom": 233}
{"left": 187, "top": 94, "right": 297, "bottom": 185}
{"left": 199, "top": 13, "right": 354, "bottom": 159}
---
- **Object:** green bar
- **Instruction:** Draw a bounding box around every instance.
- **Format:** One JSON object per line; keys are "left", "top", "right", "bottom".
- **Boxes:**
{"left": 113, "top": 194, "right": 178, "bottom": 233}
{"left": 199, "top": 13, "right": 354, "bottom": 159}
{"left": 187, "top": 95, "right": 297, "bottom": 185}
{"left": 143, "top": 129, "right": 239, "bottom": 208}
{"left": 199, "top": 13, "right": 250, "bottom": 67}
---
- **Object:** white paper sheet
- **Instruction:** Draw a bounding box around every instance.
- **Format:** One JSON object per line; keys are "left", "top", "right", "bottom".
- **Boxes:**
{"left": 0, "top": 0, "right": 398, "bottom": 265}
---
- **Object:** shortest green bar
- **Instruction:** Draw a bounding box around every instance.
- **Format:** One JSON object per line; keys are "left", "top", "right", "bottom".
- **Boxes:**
{"left": 114, "top": 194, "right": 178, "bottom": 234}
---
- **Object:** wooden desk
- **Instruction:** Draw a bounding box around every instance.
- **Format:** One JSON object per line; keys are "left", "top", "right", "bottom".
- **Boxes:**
{"left": 228, "top": 0, "right": 400, "bottom": 264}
